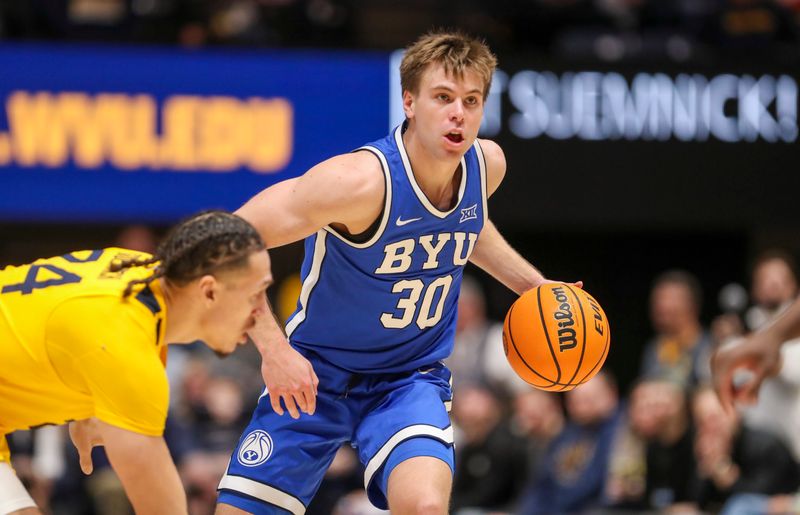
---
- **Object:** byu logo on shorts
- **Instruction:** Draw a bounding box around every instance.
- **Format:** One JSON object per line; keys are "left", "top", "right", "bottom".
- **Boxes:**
{"left": 237, "top": 430, "right": 274, "bottom": 467}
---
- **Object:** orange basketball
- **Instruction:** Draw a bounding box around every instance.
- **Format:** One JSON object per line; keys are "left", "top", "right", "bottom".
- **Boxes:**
{"left": 503, "top": 283, "right": 610, "bottom": 392}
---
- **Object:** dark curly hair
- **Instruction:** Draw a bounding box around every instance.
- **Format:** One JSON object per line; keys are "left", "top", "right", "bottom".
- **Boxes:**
{"left": 109, "top": 211, "right": 265, "bottom": 297}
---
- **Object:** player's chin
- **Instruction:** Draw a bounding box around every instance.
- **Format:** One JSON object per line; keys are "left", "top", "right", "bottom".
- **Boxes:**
{"left": 213, "top": 347, "right": 233, "bottom": 359}
{"left": 211, "top": 340, "right": 238, "bottom": 358}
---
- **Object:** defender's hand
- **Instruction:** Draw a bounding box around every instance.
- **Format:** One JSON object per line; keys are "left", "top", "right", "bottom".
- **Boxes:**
{"left": 712, "top": 332, "right": 783, "bottom": 413}
{"left": 69, "top": 418, "right": 104, "bottom": 475}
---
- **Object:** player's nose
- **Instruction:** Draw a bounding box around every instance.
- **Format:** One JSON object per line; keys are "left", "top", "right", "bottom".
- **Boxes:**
{"left": 253, "top": 294, "right": 268, "bottom": 316}
{"left": 449, "top": 99, "right": 465, "bottom": 121}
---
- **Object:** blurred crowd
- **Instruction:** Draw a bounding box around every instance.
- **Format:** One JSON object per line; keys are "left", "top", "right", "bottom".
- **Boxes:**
{"left": 0, "top": 0, "right": 799, "bottom": 61}
{"left": 7, "top": 225, "right": 800, "bottom": 515}
{"left": 442, "top": 250, "right": 800, "bottom": 515}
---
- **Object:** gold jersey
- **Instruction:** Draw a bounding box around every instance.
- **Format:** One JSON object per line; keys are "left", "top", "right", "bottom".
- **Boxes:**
{"left": 0, "top": 248, "right": 168, "bottom": 456}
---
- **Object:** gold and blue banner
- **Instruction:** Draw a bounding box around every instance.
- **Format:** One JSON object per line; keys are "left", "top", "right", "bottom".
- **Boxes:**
{"left": 0, "top": 44, "right": 389, "bottom": 222}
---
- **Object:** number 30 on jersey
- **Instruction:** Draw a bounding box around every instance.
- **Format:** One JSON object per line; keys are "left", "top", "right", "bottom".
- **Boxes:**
{"left": 380, "top": 275, "right": 453, "bottom": 330}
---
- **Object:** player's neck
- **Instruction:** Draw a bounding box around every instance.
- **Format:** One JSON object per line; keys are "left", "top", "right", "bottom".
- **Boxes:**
{"left": 402, "top": 127, "right": 463, "bottom": 206}
{"left": 158, "top": 278, "right": 200, "bottom": 345}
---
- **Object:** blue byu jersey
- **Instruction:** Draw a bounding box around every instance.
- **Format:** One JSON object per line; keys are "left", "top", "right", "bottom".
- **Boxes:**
{"left": 286, "top": 124, "right": 488, "bottom": 373}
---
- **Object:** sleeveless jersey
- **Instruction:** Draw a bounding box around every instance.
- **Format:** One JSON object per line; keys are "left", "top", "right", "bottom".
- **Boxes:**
{"left": 286, "top": 125, "right": 488, "bottom": 373}
{"left": 0, "top": 248, "right": 168, "bottom": 437}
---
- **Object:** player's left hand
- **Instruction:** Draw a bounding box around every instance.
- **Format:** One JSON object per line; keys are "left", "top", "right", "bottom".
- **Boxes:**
{"left": 69, "top": 418, "right": 104, "bottom": 475}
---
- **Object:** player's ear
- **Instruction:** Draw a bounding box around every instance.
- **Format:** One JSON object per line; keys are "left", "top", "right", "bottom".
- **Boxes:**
{"left": 198, "top": 275, "right": 218, "bottom": 303}
{"left": 402, "top": 90, "right": 415, "bottom": 119}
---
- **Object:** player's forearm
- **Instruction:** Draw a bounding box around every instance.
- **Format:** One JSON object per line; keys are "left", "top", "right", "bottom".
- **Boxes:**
{"left": 763, "top": 297, "right": 800, "bottom": 346}
{"left": 124, "top": 469, "right": 187, "bottom": 515}
{"left": 248, "top": 297, "right": 292, "bottom": 358}
{"left": 469, "top": 221, "right": 545, "bottom": 295}
{"left": 99, "top": 423, "right": 188, "bottom": 515}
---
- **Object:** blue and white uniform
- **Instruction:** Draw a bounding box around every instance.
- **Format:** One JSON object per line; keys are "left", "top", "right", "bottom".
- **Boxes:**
{"left": 218, "top": 124, "right": 489, "bottom": 514}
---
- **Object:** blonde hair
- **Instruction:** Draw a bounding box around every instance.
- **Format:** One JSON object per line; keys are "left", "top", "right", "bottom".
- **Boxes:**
{"left": 400, "top": 31, "right": 497, "bottom": 99}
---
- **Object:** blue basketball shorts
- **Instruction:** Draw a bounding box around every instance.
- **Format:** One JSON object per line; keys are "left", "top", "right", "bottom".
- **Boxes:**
{"left": 217, "top": 349, "right": 455, "bottom": 514}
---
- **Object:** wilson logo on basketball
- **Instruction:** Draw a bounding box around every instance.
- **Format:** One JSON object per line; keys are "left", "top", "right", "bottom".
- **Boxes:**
{"left": 502, "top": 283, "right": 611, "bottom": 392}
{"left": 551, "top": 286, "right": 577, "bottom": 352}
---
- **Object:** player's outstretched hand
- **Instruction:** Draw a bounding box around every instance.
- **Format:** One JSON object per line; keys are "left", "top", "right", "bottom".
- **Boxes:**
{"left": 260, "top": 339, "right": 319, "bottom": 419}
{"left": 712, "top": 332, "right": 782, "bottom": 413}
{"left": 69, "top": 418, "right": 104, "bottom": 475}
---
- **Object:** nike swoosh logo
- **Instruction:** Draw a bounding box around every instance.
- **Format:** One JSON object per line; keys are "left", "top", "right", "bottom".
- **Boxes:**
{"left": 396, "top": 216, "right": 422, "bottom": 227}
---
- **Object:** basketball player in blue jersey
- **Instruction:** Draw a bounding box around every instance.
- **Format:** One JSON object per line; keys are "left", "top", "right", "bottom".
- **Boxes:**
{"left": 217, "top": 31, "right": 577, "bottom": 515}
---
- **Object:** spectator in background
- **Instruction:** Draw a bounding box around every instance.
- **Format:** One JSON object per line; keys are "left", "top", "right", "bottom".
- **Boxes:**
{"left": 701, "top": 0, "right": 800, "bottom": 53}
{"left": 172, "top": 357, "right": 213, "bottom": 423}
{"left": 604, "top": 399, "right": 647, "bottom": 511}
{"left": 181, "top": 376, "right": 250, "bottom": 515}
{"left": 5, "top": 427, "right": 66, "bottom": 514}
{"left": 511, "top": 388, "right": 565, "bottom": 486}
{"left": 167, "top": 358, "right": 265, "bottom": 515}
{"left": 451, "top": 382, "right": 528, "bottom": 513}
{"left": 447, "top": 276, "right": 526, "bottom": 394}
{"left": 744, "top": 250, "right": 799, "bottom": 331}
{"left": 641, "top": 270, "right": 712, "bottom": 388}
{"left": 612, "top": 377, "right": 699, "bottom": 511}
{"left": 115, "top": 224, "right": 158, "bottom": 254}
{"left": 518, "top": 371, "right": 623, "bottom": 514}
{"left": 738, "top": 250, "right": 800, "bottom": 461}
{"left": 692, "top": 386, "right": 800, "bottom": 513}
{"left": 307, "top": 446, "right": 363, "bottom": 515}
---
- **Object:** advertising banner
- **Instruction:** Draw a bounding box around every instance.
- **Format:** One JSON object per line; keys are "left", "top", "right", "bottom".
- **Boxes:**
{"left": 0, "top": 44, "right": 389, "bottom": 222}
{"left": 468, "top": 58, "right": 800, "bottom": 230}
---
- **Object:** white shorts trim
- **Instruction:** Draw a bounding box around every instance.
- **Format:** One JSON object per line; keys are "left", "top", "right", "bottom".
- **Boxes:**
{"left": 218, "top": 474, "right": 305, "bottom": 515}
{"left": 0, "top": 462, "right": 36, "bottom": 514}
{"left": 363, "top": 424, "right": 454, "bottom": 490}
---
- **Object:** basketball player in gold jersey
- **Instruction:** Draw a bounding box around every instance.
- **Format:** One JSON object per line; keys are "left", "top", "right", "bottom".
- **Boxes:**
{"left": 0, "top": 211, "right": 272, "bottom": 515}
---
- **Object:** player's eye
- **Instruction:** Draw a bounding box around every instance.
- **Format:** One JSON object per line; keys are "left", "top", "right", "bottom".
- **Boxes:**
{"left": 437, "top": 93, "right": 449, "bottom": 102}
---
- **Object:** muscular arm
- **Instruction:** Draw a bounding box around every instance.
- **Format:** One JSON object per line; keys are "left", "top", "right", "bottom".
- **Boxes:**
{"left": 69, "top": 418, "right": 186, "bottom": 515}
{"left": 236, "top": 151, "right": 385, "bottom": 248}
{"left": 470, "top": 139, "right": 546, "bottom": 294}
{"left": 470, "top": 220, "right": 546, "bottom": 295}
{"left": 235, "top": 151, "right": 385, "bottom": 417}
